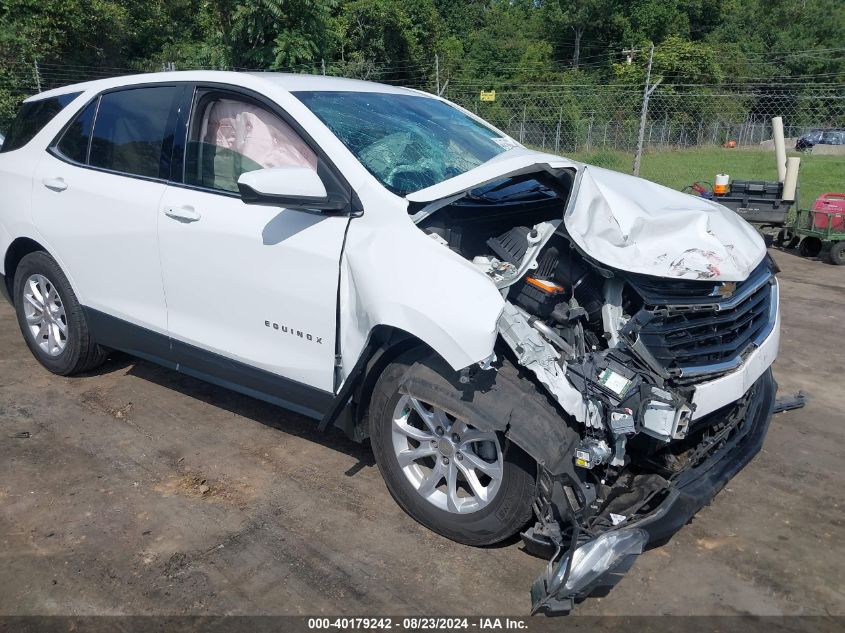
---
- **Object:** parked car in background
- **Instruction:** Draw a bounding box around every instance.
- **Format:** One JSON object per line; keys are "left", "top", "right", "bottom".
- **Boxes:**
{"left": 0, "top": 71, "right": 780, "bottom": 615}
{"left": 795, "top": 128, "right": 845, "bottom": 151}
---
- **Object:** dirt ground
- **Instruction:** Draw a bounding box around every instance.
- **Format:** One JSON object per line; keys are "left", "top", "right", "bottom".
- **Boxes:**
{"left": 0, "top": 248, "right": 843, "bottom": 617}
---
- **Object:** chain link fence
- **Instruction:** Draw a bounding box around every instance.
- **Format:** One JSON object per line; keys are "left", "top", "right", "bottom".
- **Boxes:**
{"left": 450, "top": 86, "right": 845, "bottom": 154}
{"left": 2, "top": 60, "right": 844, "bottom": 159}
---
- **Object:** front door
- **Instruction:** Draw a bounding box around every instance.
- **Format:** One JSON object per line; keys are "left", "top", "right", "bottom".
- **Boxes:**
{"left": 157, "top": 89, "right": 348, "bottom": 413}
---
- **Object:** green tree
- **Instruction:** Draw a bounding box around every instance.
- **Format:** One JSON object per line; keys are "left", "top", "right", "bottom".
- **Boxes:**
{"left": 332, "top": 0, "right": 439, "bottom": 83}
{"left": 199, "top": 0, "right": 335, "bottom": 69}
{"left": 544, "top": 0, "right": 612, "bottom": 69}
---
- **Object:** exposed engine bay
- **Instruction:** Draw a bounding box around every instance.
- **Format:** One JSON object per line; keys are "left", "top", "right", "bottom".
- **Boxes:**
{"left": 417, "top": 172, "right": 779, "bottom": 613}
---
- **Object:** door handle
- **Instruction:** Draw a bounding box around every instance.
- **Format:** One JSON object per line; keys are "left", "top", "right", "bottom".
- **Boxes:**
{"left": 163, "top": 205, "right": 201, "bottom": 223}
{"left": 42, "top": 177, "right": 68, "bottom": 192}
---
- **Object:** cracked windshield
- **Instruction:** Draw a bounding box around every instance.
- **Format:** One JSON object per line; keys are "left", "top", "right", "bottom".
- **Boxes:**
{"left": 293, "top": 91, "right": 511, "bottom": 194}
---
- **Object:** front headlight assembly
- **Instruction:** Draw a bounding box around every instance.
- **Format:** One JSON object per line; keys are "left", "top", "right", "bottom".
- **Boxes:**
{"left": 530, "top": 527, "right": 648, "bottom": 615}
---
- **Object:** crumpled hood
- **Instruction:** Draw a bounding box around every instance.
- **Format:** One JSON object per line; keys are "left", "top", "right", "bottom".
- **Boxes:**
{"left": 408, "top": 148, "right": 766, "bottom": 282}
{"left": 568, "top": 165, "right": 766, "bottom": 281}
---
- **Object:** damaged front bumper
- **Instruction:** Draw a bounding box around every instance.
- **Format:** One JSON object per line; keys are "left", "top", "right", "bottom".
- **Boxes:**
{"left": 476, "top": 219, "right": 780, "bottom": 614}
{"left": 527, "top": 367, "right": 777, "bottom": 615}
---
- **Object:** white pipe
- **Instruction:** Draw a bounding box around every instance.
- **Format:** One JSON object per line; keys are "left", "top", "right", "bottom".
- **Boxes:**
{"left": 782, "top": 156, "right": 800, "bottom": 202}
{"left": 772, "top": 116, "right": 787, "bottom": 182}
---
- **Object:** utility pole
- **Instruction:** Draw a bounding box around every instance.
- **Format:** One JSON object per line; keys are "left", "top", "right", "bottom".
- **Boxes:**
{"left": 632, "top": 43, "right": 660, "bottom": 176}
{"left": 622, "top": 47, "right": 638, "bottom": 65}
{"left": 435, "top": 53, "right": 440, "bottom": 96}
{"left": 33, "top": 59, "right": 42, "bottom": 92}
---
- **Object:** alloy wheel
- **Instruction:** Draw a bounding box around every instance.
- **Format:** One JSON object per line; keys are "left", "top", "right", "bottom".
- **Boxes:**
{"left": 391, "top": 394, "right": 503, "bottom": 514}
{"left": 22, "top": 274, "right": 68, "bottom": 357}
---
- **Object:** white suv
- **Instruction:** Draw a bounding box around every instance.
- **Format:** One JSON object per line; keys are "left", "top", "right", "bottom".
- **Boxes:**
{"left": 0, "top": 71, "right": 779, "bottom": 614}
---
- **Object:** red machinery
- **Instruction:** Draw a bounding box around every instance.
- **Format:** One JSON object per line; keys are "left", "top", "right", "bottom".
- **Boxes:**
{"left": 812, "top": 193, "right": 845, "bottom": 232}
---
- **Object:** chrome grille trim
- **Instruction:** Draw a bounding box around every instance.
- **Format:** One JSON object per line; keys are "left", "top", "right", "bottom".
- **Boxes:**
{"left": 628, "top": 266, "right": 778, "bottom": 382}
{"left": 677, "top": 281, "right": 778, "bottom": 378}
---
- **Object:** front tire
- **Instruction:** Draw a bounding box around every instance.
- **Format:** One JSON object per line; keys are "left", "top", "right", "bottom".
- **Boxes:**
{"left": 13, "top": 251, "right": 108, "bottom": 375}
{"left": 369, "top": 351, "right": 537, "bottom": 546}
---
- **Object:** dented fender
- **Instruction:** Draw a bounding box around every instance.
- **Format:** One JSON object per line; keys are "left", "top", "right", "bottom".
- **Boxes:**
{"left": 339, "top": 220, "right": 504, "bottom": 378}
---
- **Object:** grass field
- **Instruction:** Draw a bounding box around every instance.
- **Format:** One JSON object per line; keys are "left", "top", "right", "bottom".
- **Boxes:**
{"left": 568, "top": 147, "right": 845, "bottom": 210}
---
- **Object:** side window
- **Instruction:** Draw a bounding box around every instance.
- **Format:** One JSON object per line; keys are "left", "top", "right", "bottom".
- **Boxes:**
{"left": 0, "top": 92, "right": 81, "bottom": 153}
{"left": 185, "top": 94, "right": 317, "bottom": 193}
{"left": 89, "top": 86, "right": 180, "bottom": 179}
{"left": 56, "top": 100, "right": 98, "bottom": 163}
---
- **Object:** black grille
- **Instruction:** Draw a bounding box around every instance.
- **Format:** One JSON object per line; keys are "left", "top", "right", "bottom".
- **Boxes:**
{"left": 627, "top": 262, "right": 775, "bottom": 378}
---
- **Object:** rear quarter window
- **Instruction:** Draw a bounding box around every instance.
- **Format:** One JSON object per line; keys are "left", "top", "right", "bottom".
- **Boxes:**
{"left": 0, "top": 92, "right": 81, "bottom": 153}
{"left": 55, "top": 100, "right": 98, "bottom": 164}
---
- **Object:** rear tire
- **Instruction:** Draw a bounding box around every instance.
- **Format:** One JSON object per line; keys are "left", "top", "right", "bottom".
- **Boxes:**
{"left": 369, "top": 351, "right": 537, "bottom": 546}
{"left": 13, "top": 251, "right": 108, "bottom": 375}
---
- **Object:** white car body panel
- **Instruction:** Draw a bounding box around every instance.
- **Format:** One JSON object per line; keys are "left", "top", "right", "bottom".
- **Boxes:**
{"left": 238, "top": 166, "right": 327, "bottom": 199}
{"left": 32, "top": 150, "right": 170, "bottom": 333}
{"left": 338, "top": 209, "right": 505, "bottom": 378}
{"left": 157, "top": 185, "right": 348, "bottom": 392}
{"left": 566, "top": 165, "right": 767, "bottom": 281}
{"left": 0, "top": 223, "right": 12, "bottom": 272}
{"left": 0, "top": 173, "right": 28, "bottom": 277}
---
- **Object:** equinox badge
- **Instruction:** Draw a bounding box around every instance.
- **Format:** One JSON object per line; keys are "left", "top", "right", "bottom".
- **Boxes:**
{"left": 264, "top": 321, "right": 323, "bottom": 344}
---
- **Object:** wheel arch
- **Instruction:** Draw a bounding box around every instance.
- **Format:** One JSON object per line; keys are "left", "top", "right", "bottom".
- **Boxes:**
{"left": 320, "top": 325, "right": 443, "bottom": 441}
{"left": 2, "top": 236, "right": 49, "bottom": 303}
{"left": 324, "top": 328, "right": 581, "bottom": 477}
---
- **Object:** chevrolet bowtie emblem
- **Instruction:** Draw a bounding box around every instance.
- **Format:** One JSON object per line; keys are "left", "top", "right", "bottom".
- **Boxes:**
{"left": 710, "top": 281, "right": 737, "bottom": 299}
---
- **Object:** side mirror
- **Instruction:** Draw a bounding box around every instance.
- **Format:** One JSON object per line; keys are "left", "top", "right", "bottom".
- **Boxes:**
{"left": 237, "top": 167, "right": 347, "bottom": 211}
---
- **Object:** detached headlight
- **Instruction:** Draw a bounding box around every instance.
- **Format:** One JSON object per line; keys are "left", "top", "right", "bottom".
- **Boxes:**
{"left": 531, "top": 528, "right": 647, "bottom": 614}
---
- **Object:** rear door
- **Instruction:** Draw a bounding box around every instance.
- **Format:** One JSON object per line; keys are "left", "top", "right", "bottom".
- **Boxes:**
{"left": 31, "top": 85, "right": 185, "bottom": 356}
{"left": 156, "top": 86, "right": 349, "bottom": 412}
